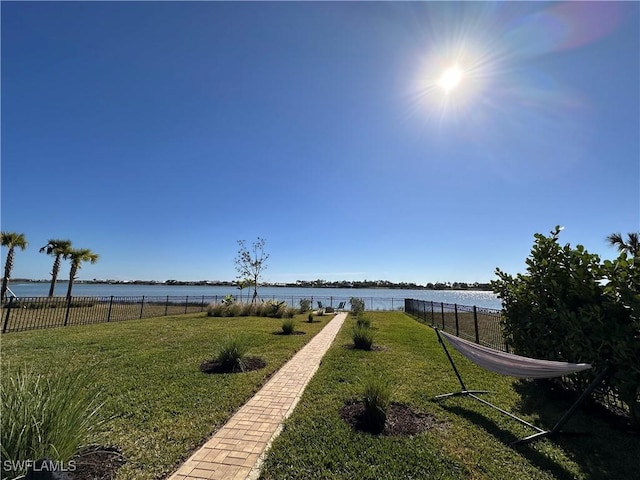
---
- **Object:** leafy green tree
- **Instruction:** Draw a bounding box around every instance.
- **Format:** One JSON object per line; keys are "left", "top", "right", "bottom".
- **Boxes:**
{"left": 235, "top": 238, "right": 269, "bottom": 303}
{"left": 39, "top": 239, "right": 73, "bottom": 297}
{"left": 607, "top": 232, "right": 640, "bottom": 257}
{"left": 492, "top": 226, "right": 640, "bottom": 426}
{"left": 66, "top": 248, "right": 99, "bottom": 299}
{"left": 1, "top": 232, "right": 28, "bottom": 303}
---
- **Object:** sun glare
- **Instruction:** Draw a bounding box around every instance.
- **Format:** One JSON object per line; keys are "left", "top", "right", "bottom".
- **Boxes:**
{"left": 438, "top": 65, "right": 463, "bottom": 93}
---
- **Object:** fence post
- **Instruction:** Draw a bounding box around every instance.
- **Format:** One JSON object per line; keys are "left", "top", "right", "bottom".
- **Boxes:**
{"left": 473, "top": 306, "right": 480, "bottom": 344}
{"left": 201, "top": 295, "right": 205, "bottom": 312}
{"left": 184, "top": 296, "right": 189, "bottom": 314}
{"left": 430, "top": 301, "right": 435, "bottom": 325}
{"left": 422, "top": 300, "right": 426, "bottom": 322}
{"left": 2, "top": 297, "right": 14, "bottom": 333}
{"left": 107, "top": 296, "right": 114, "bottom": 322}
{"left": 64, "top": 296, "right": 72, "bottom": 326}
{"left": 441, "top": 302, "right": 445, "bottom": 329}
{"left": 454, "top": 304, "right": 459, "bottom": 336}
{"left": 165, "top": 295, "right": 169, "bottom": 316}
{"left": 140, "top": 296, "right": 145, "bottom": 319}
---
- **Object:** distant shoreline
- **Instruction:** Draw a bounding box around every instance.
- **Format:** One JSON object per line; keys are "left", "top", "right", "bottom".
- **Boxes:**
{"left": 12, "top": 278, "right": 493, "bottom": 291}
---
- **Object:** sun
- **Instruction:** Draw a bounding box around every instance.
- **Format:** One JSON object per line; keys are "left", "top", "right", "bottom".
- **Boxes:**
{"left": 438, "top": 65, "right": 463, "bottom": 93}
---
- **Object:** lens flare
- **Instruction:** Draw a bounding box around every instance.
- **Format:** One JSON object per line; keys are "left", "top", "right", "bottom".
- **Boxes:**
{"left": 438, "top": 65, "right": 463, "bottom": 93}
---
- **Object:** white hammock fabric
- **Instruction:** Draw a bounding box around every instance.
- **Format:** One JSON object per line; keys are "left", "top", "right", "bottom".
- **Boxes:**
{"left": 439, "top": 330, "right": 592, "bottom": 379}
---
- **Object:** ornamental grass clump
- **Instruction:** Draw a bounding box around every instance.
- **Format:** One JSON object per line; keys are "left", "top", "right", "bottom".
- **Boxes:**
{"left": 352, "top": 325, "right": 375, "bottom": 350}
{"left": 215, "top": 335, "right": 250, "bottom": 372}
{"left": 281, "top": 318, "right": 296, "bottom": 335}
{"left": 1, "top": 366, "right": 106, "bottom": 480}
{"left": 362, "top": 373, "right": 393, "bottom": 433}
{"left": 356, "top": 313, "right": 371, "bottom": 328}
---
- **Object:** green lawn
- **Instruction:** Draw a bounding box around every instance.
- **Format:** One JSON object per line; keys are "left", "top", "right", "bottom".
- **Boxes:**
{"left": 258, "top": 312, "right": 638, "bottom": 480}
{"left": 1, "top": 312, "right": 329, "bottom": 480}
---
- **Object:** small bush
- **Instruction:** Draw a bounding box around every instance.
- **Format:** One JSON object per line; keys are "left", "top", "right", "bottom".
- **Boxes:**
{"left": 299, "top": 298, "right": 312, "bottom": 312}
{"left": 240, "top": 302, "right": 255, "bottom": 316}
{"left": 283, "top": 307, "right": 297, "bottom": 318}
{"left": 362, "top": 373, "right": 393, "bottom": 432}
{"left": 207, "top": 302, "right": 225, "bottom": 317}
{"left": 307, "top": 313, "right": 314, "bottom": 323}
{"left": 317, "top": 309, "right": 325, "bottom": 317}
{"left": 352, "top": 325, "right": 375, "bottom": 350}
{"left": 356, "top": 313, "right": 371, "bottom": 328}
{"left": 221, "top": 294, "right": 236, "bottom": 306}
{"left": 215, "top": 335, "right": 249, "bottom": 372}
{"left": 350, "top": 297, "right": 365, "bottom": 315}
{"left": 1, "top": 367, "right": 106, "bottom": 480}
{"left": 281, "top": 319, "right": 296, "bottom": 335}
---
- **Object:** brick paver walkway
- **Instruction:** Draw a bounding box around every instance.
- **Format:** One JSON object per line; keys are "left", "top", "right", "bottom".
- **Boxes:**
{"left": 168, "top": 312, "right": 348, "bottom": 480}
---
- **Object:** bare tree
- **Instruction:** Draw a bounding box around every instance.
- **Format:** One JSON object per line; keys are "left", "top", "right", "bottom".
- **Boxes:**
{"left": 235, "top": 238, "right": 269, "bottom": 303}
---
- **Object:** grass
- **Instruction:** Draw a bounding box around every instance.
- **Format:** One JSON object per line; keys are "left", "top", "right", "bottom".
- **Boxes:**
{"left": 0, "top": 312, "right": 327, "bottom": 480}
{"left": 258, "top": 312, "right": 639, "bottom": 480}
{"left": 215, "top": 334, "right": 250, "bottom": 372}
{"left": 281, "top": 318, "right": 296, "bottom": 335}
{"left": 1, "top": 367, "right": 106, "bottom": 479}
{"left": 361, "top": 372, "right": 393, "bottom": 432}
{"left": 352, "top": 325, "right": 375, "bottom": 350}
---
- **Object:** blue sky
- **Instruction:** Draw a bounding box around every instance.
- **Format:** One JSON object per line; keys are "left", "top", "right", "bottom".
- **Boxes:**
{"left": 2, "top": 1, "right": 638, "bottom": 284}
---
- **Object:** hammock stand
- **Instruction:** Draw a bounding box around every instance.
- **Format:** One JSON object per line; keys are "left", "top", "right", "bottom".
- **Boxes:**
{"left": 434, "top": 328, "right": 609, "bottom": 446}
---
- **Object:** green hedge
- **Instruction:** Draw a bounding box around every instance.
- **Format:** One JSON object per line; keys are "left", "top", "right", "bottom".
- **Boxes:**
{"left": 492, "top": 226, "right": 640, "bottom": 426}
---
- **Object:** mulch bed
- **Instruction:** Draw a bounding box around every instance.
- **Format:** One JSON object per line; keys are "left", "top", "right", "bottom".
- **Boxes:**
{"left": 342, "top": 344, "right": 387, "bottom": 352}
{"left": 272, "top": 331, "right": 306, "bottom": 336}
{"left": 200, "top": 356, "right": 266, "bottom": 374}
{"left": 69, "top": 447, "right": 126, "bottom": 480}
{"left": 340, "top": 400, "right": 442, "bottom": 436}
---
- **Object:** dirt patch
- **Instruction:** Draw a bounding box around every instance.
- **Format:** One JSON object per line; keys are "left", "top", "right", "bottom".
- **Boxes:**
{"left": 340, "top": 400, "right": 442, "bottom": 436}
{"left": 342, "top": 344, "right": 387, "bottom": 352}
{"left": 69, "top": 446, "right": 126, "bottom": 480}
{"left": 200, "top": 356, "right": 266, "bottom": 374}
{"left": 272, "top": 331, "right": 306, "bottom": 336}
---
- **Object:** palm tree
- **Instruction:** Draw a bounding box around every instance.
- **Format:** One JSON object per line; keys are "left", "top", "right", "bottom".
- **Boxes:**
{"left": 40, "top": 239, "right": 73, "bottom": 297}
{"left": 1, "top": 232, "right": 28, "bottom": 303}
{"left": 607, "top": 232, "right": 640, "bottom": 257}
{"left": 66, "top": 248, "right": 99, "bottom": 299}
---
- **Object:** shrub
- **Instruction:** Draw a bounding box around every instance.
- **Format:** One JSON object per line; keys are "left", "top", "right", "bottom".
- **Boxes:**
{"left": 215, "top": 335, "right": 249, "bottom": 372}
{"left": 1, "top": 367, "right": 106, "bottom": 480}
{"left": 356, "top": 313, "right": 371, "bottom": 328}
{"left": 221, "top": 294, "right": 236, "bottom": 306}
{"left": 492, "top": 226, "right": 640, "bottom": 425}
{"left": 352, "top": 325, "right": 375, "bottom": 350}
{"left": 350, "top": 297, "right": 365, "bottom": 315}
{"left": 283, "top": 307, "right": 297, "bottom": 319}
{"left": 299, "top": 298, "right": 312, "bottom": 312}
{"left": 317, "top": 309, "right": 325, "bottom": 317}
{"left": 281, "top": 318, "right": 296, "bottom": 335}
{"left": 362, "top": 373, "right": 393, "bottom": 432}
{"left": 307, "top": 313, "right": 314, "bottom": 323}
{"left": 207, "top": 302, "right": 225, "bottom": 317}
{"left": 240, "top": 302, "right": 255, "bottom": 316}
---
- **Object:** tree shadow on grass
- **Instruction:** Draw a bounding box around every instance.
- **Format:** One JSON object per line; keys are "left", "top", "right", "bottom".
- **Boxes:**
{"left": 441, "top": 404, "right": 578, "bottom": 480}
{"left": 441, "top": 386, "right": 638, "bottom": 480}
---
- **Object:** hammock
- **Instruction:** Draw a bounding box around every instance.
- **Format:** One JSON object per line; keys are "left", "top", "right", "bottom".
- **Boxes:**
{"left": 434, "top": 328, "right": 609, "bottom": 445}
{"left": 439, "top": 330, "right": 592, "bottom": 379}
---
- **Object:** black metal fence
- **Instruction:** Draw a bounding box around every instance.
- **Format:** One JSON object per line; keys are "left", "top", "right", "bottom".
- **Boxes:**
{"left": 1, "top": 294, "right": 406, "bottom": 334}
{"left": 404, "top": 298, "right": 506, "bottom": 351}
{"left": 405, "top": 298, "right": 633, "bottom": 423}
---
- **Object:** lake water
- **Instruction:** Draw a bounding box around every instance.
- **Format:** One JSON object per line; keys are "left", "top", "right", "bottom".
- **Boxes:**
{"left": 8, "top": 283, "right": 502, "bottom": 310}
